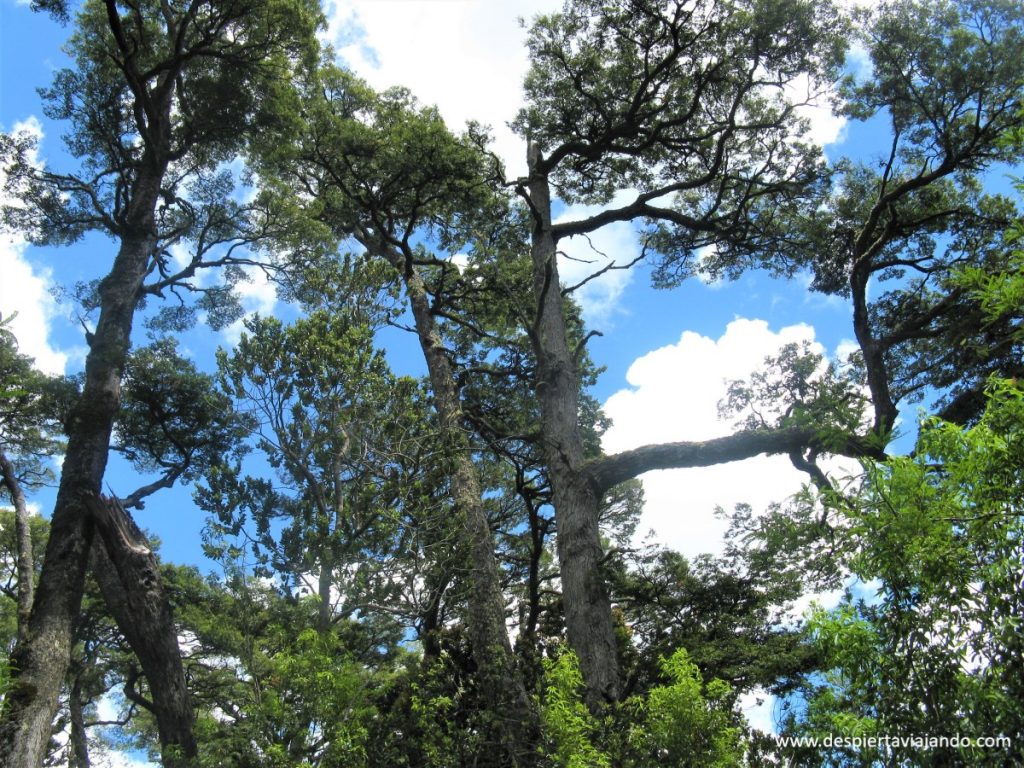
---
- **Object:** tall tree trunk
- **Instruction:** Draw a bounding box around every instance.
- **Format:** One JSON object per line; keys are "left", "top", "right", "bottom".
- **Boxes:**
{"left": 384, "top": 245, "right": 539, "bottom": 765}
{"left": 87, "top": 494, "right": 198, "bottom": 766}
{"left": 0, "top": 223, "right": 158, "bottom": 767}
{"left": 525, "top": 143, "right": 620, "bottom": 708}
{"left": 851, "top": 262, "right": 898, "bottom": 436}
{"left": 67, "top": 668, "right": 91, "bottom": 768}
{"left": 0, "top": 450, "right": 33, "bottom": 646}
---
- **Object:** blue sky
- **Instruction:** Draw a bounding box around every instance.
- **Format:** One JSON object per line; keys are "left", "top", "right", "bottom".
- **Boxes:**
{"left": 0, "top": 0, "right": 871, "bottom": 567}
{"left": 0, "top": 0, "right": 915, "bottom": 743}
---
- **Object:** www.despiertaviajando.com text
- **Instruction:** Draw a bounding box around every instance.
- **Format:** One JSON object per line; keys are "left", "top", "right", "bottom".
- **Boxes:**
{"left": 774, "top": 734, "right": 1012, "bottom": 750}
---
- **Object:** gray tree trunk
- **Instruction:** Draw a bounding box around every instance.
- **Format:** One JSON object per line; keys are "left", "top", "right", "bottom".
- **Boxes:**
{"left": 525, "top": 144, "right": 620, "bottom": 708}
{"left": 67, "top": 669, "right": 91, "bottom": 768}
{"left": 386, "top": 247, "right": 539, "bottom": 765}
{"left": 0, "top": 221, "right": 159, "bottom": 767}
{"left": 87, "top": 494, "right": 198, "bottom": 767}
{"left": 0, "top": 450, "right": 33, "bottom": 646}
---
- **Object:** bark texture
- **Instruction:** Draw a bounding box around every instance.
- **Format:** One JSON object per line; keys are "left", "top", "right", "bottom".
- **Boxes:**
{"left": 0, "top": 224, "right": 158, "bottom": 767}
{"left": 526, "top": 144, "right": 620, "bottom": 707}
{"left": 86, "top": 494, "right": 197, "bottom": 766}
{"left": 0, "top": 450, "right": 33, "bottom": 645}
{"left": 382, "top": 241, "right": 539, "bottom": 765}
{"left": 586, "top": 427, "right": 820, "bottom": 496}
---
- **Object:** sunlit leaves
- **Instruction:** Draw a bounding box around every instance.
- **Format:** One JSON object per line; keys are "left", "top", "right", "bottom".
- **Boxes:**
{"left": 784, "top": 380, "right": 1024, "bottom": 764}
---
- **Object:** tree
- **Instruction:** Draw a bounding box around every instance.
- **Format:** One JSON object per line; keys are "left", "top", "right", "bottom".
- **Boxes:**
{"left": 513, "top": 0, "right": 847, "bottom": 705}
{"left": 505, "top": 0, "right": 1024, "bottom": 707}
{"left": 0, "top": 1, "right": 321, "bottom": 764}
{"left": 763, "top": 0, "right": 1024, "bottom": 434}
{"left": 538, "top": 646, "right": 744, "bottom": 767}
{"left": 157, "top": 563, "right": 391, "bottom": 768}
{"left": 0, "top": 316, "right": 66, "bottom": 646}
{"left": 780, "top": 379, "right": 1024, "bottom": 766}
{"left": 201, "top": 303, "right": 427, "bottom": 635}
{"left": 610, "top": 545, "right": 817, "bottom": 700}
{"left": 115, "top": 338, "right": 251, "bottom": 512}
{"left": 253, "top": 64, "right": 543, "bottom": 763}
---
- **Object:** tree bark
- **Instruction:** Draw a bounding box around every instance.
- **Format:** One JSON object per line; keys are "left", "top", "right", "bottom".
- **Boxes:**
{"left": 851, "top": 261, "right": 898, "bottom": 437}
{"left": 86, "top": 493, "right": 198, "bottom": 767}
{"left": 525, "top": 143, "right": 621, "bottom": 708}
{"left": 0, "top": 450, "right": 33, "bottom": 646}
{"left": 0, "top": 224, "right": 158, "bottom": 767}
{"left": 586, "top": 427, "right": 823, "bottom": 496}
{"left": 67, "top": 669, "right": 91, "bottom": 768}
{"left": 380, "top": 242, "right": 539, "bottom": 765}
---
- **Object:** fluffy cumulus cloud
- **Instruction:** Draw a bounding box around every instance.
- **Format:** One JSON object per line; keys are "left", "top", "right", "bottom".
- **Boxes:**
{"left": 602, "top": 318, "right": 821, "bottom": 559}
{"left": 738, "top": 687, "right": 778, "bottom": 734}
{"left": 323, "top": 0, "right": 560, "bottom": 177}
{"left": 604, "top": 318, "right": 854, "bottom": 734}
{"left": 0, "top": 117, "right": 68, "bottom": 375}
{"left": 0, "top": 240, "right": 67, "bottom": 375}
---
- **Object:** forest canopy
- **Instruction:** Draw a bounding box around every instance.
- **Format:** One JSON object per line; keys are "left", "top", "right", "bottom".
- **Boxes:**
{"left": 0, "top": 0, "right": 1022, "bottom": 766}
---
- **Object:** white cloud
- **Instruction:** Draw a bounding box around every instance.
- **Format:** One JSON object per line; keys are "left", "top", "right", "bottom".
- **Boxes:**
{"left": 738, "top": 687, "right": 777, "bottom": 734}
{"left": 555, "top": 192, "right": 643, "bottom": 324}
{"left": 846, "top": 44, "right": 874, "bottom": 85}
{"left": 785, "top": 72, "right": 847, "bottom": 150}
{"left": 602, "top": 319, "right": 822, "bottom": 560}
{"left": 834, "top": 337, "right": 860, "bottom": 366}
{"left": 0, "top": 241, "right": 69, "bottom": 376}
{"left": 1, "top": 118, "right": 69, "bottom": 376}
{"left": 95, "top": 691, "right": 122, "bottom": 723}
{"left": 323, "top": 0, "right": 559, "bottom": 177}
{"left": 220, "top": 265, "right": 279, "bottom": 346}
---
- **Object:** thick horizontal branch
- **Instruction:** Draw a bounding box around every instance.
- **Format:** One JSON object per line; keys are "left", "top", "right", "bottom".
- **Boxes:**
{"left": 584, "top": 426, "right": 882, "bottom": 496}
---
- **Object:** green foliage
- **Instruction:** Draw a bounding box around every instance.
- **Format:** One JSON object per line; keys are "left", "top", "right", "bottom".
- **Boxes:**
{"left": 404, "top": 650, "right": 490, "bottom": 768}
{"left": 631, "top": 649, "right": 743, "bottom": 767}
{"left": 844, "top": 0, "right": 1024, "bottom": 151}
{"left": 199, "top": 306, "right": 432, "bottom": 632}
{"left": 259, "top": 628, "right": 374, "bottom": 766}
{"left": 782, "top": 379, "right": 1024, "bottom": 765}
{"left": 115, "top": 338, "right": 251, "bottom": 508}
{"left": 540, "top": 651, "right": 611, "bottom": 768}
{"left": 612, "top": 546, "right": 815, "bottom": 701}
{"left": 953, "top": 176, "right": 1024, "bottom": 361}
{"left": 256, "top": 59, "right": 501, "bottom": 255}
{"left": 766, "top": 0, "right": 1024, "bottom": 429}
{"left": 517, "top": 0, "right": 844, "bottom": 207}
{"left": 0, "top": 314, "right": 68, "bottom": 490}
{"left": 0, "top": 510, "right": 49, "bottom": 619}
{"left": 157, "top": 565, "right": 393, "bottom": 768}
{"left": 719, "top": 341, "right": 869, "bottom": 440}
{"left": 538, "top": 647, "right": 744, "bottom": 767}
{"left": 1, "top": 0, "right": 323, "bottom": 244}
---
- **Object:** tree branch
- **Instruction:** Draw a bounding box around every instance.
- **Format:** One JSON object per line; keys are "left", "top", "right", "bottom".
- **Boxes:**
{"left": 585, "top": 426, "right": 882, "bottom": 496}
